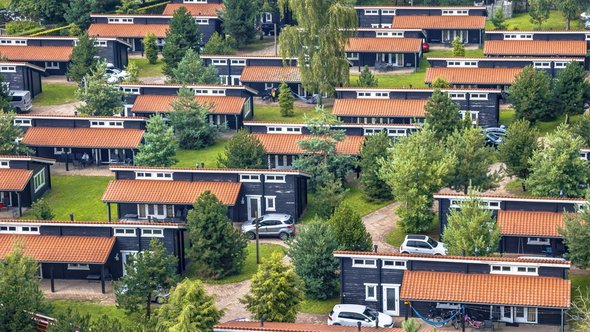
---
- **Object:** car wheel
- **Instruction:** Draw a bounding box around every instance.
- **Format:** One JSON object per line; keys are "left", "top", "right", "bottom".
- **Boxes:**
{"left": 401, "top": 251, "right": 409, "bottom": 254}
{"left": 333, "top": 323, "right": 341, "bottom": 326}
{"left": 434, "top": 253, "right": 442, "bottom": 256}
{"left": 279, "top": 232, "right": 289, "bottom": 241}
{"left": 156, "top": 296, "right": 165, "bottom": 304}
{"left": 247, "top": 232, "right": 256, "bottom": 240}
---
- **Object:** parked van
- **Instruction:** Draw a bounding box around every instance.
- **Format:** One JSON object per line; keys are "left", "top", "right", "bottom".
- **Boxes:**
{"left": 9, "top": 90, "right": 32, "bottom": 113}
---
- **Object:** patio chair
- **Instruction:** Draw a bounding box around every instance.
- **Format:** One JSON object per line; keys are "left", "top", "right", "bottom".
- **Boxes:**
{"left": 482, "top": 320, "right": 494, "bottom": 331}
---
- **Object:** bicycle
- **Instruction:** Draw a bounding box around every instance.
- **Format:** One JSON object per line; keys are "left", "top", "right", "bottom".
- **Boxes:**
{"left": 464, "top": 314, "right": 484, "bottom": 329}
{"left": 428, "top": 306, "right": 460, "bottom": 329}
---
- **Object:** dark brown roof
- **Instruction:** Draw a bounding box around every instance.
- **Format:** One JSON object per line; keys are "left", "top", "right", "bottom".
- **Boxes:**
{"left": 484, "top": 40, "right": 588, "bottom": 56}
{"left": 425, "top": 67, "right": 522, "bottom": 85}
{"left": 346, "top": 38, "right": 422, "bottom": 53}
{"left": 22, "top": 127, "right": 144, "bottom": 149}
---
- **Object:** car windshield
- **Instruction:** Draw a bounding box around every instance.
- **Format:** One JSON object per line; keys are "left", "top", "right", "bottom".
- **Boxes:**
{"left": 285, "top": 216, "right": 294, "bottom": 224}
{"left": 427, "top": 238, "right": 438, "bottom": 247}
{"left": 363, "top": 308, "right": 378, "bottom": 320}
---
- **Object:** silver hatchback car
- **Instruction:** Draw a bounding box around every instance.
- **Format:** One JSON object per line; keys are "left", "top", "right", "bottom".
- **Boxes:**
{"left": 241, "top": 213, "right": 295, "bottom": 240}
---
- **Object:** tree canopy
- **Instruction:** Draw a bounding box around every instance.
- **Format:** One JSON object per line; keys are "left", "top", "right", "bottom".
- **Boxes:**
{"left": 169, "top": 86, "right": 218, "bottom": 149}
{"left": 0, "top": 112, "right": 30, "bottom": 155}
{"left": 76, "top": 62, "right": 126, "bottom": 116}
{"left": 171, "top": 49, "right": 219, "bottom": 85}
{"left": 162, "top": 7, "right": 202, "bottom": 77}
{"left": 560, "top": 202, "right": 590, "bottom": 269}
{"left": 360, "top": 131, "right": 392, "bottom": 201}
{"left": 424, "top": 90, "right": 462, "bottom": 141}
{"left": 67, "top": 32, "right": 98, "bottom": 82}
{"left": 222, "top": 0, "right": 260, "bottom": 47}
{"left": 498, "top": 119, "right": 539, "bottom": 190}
{"left": 510, "top": 66, "right": 553, "bottom": 122}
{"left": 134, "top": 114, "right": 178, "bottom": 167}
{"left": 328, "top": 203, "right": 373, "bottom": 251}
{"left": 552, "top": 61, "right": 588, "bottom": 116}
{"left": 217, "top": 129, "right": 266, "bottom": 169}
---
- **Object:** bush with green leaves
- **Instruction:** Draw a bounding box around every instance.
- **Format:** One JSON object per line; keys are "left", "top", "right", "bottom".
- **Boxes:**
{"left": 169, "top": 86, "right": 218, "bottom": 149}
{"left": 143, "top": 33, "right": 159, "bottom": 64}
{"left": 498, "top": 119, "right": 539, "bottom": 190}
{"left": 217, "top": 129, "right": 266, "bottom": 169}
{"left": 278, "top": 82, "right": 294, "bottom": 117}
{"left": 358, "top": 66, "right": 378, "bottom": 87}
{"left": 31, "top": 198, "right": 54, "bottom": 220}
{"left": 360, "top": 131, "right": 392, "bottom": 201}
{"left": 329, "top": 203, "right": 373, "bottom": 251}
{"left": 134, "top": 114, "right": 178, "bottom": 167}
{"left": 76, "top": 62, "right": 126, "bottom": 116}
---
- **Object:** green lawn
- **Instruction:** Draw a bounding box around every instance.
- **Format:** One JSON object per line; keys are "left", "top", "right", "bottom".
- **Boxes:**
{"left": 174, "top": 139, "right": 229, "bottom": 168}
{"left": 486, "top": 10, "right": 584, "bottom": 31}
{"left": 0, "top": 0, "right": 9, "bottom": 8}
{"left": 129, "top": 58, "right": 164, "bottom": 78}
{"left": 253, "top": 105, "right": 327, "bottom": 122}
{"left": 21, "top": 175, "right": 114, "bottom": 221}
{"left": 300, "top": 182, "right": 391, "bottom": 223}
{"left": 239, "top": 37, "right": 276, "bottom": 53}
{"left": 33, "top": 83, "right": 78, "bottom": 106}
{"left": 45, "top": 300, "right": 128, "bottom": 321}
{"left": 500, "top": 109, "right": 583, "bottom": 135}
{"left": 385, "top": 214, "right": 439, "bottom": 247}
{"left": 300, "top": 297, "right": 339, "bottom": 314}
{"left": 350, "top": 49, "right": 484, "bottom": 88}
{"left": 197, "top": 243, "right": 286, "bottom": 284}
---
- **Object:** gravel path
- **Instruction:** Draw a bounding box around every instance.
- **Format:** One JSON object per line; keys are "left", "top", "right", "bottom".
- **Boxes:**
{"left": 362, "top": 202, "right": 399, "bottom": 252}
{"left": 31, "top": 102, "right": 81, "bottom": 116}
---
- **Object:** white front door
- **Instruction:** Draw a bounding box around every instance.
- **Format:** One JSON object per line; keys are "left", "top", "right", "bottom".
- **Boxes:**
{"left": 121, "top": 251, "right": 138, "bottom": 276}
{"left": 247, "top": 196, "right": 262, "bottom": 220}
{"left": 382, "top": 284, "right": 400, "bottom": 316}
{"left": 500, "top": 306, "right": 513, "bottom": 323}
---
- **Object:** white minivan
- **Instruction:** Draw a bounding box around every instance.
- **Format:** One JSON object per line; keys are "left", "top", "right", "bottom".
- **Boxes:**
{"left": 9, "top": 90, "right": 32, "bottom": 113}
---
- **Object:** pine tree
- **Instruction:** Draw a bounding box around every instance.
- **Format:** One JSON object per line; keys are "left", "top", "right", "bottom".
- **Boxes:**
{"left": 529, "top": 0, "right": 551, "bottom": 28}
{"left": 510, "top": 66, "right": 553, "bottom": 122}
{"left": 490, "top": 9, "right": 506, "bottom": 30}
{"left": 171, "top": 49, "right": 219, "bottom": 84}
{"left": 222, "top": 0, "right": 260, "bottom": 47}
{"left": 76, "top": 61, "right": 126, "bottom": 116}
{"left": 124, "top": 61, "right": 140, "bottom": 83}
{"left": 67, "top": 32, "right": 98, "bottom": 82}
{"left": 287, "top": 220, "right": 339, "bottom": 300}
{"left": 329, "top": 203, "right": 373, "bottom": 251}
{"left": 187, "top": 191, "right": 247, "bottom": 279}
{"left": 162, "top": 7, "right": 202, "bottom": 77}
{"left": 115, "top": 239, "right": 178, "bottom": 319}
{"left": 143, "top": 33, "right": 159, "bottom": 65}
{"left": 241, "top": 252, "right": 305, "bottom": 322}
{"left": 202, "top": 32, "right": 236, "bottom": 55}
{"left": 134, "top": 114, "right": 178, "bottom": 167}
{"left": 314, "top": 170, "right": 347, "bottom": 218}
{"left": 278, "top": 82, "right": 294, "bottom": 117}
{"left": 156, "top": 278, "right": 222, "bottom": 331}
{"left": 358, "top": 66, "right": 378, "bottom": 87}
{"left": 572, "top": 112, "right": 590, "bottom": 147}
{"left": 552, "top": 61, "right": 588, "bottom": 116}
{"left": 217, "top": 129, "right": 266, "bottom": 169}
{"left": 360, "top": 131, "right": 392, "bottom": 201}
{"left": 116, "top": 0, "right": 140, "bottom": 14}
{"left": 451, "top": 36, "right": 465, "bottom": 56}
{"left": 560, "top": 203, "right": 590, "bottom": 268}
{"left": 0, "top": 112, "right": 30, "bottom": 155}
{"left": 169, "top": 86, "right": 218, "bottom": 149}
{"left": 424, "top": 90, "right": 462, "bottom": 141}
{"left": 31, "top": 198, "right": 55, "bottom": 220}
{"left": 63, "top": 0, "right": 95, "bottom": 29}
{"left": 498, "top": 119, "right": 539, "bottom": 191}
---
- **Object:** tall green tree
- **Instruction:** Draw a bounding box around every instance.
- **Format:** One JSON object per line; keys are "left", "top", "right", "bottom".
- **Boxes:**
{"left": 560, "top": 203, "right": 590, "bottom": 268}
{"left": 360, "top": 131, "right": 392, "bottom": 201}
{"left": 358, "top": 66, "right": 378, "bottom": 87}
{"left": 116, "top": 0, "right": 140, "bottom": 14}
{"left": 171, "top": 49, "right": 219, "bottom": 84}
{"left": 11, "top": 0, "right": 68, "bottom": 22}
{"left": 490, "top": 9, "right": 506, "bottom": 30}
{"left": 63, "top": 0, "right": 96, "bottom": 29}
{"left": 527, "top": 124, "right": 590, "bottom": 198}
{"left": 156, "top": 278, "right": 222, "bottom": 332}
{"left": 0, "top": 246, "right": 45, "bottom": 332}
{"left": 314, "top": 170, "right": 347, "bottom": 218}
{"left": 552, "top": 61, "right": 588, "bottom": 116}
{"left": 115, "top": 238, "right": 178, "bottom": 319}
{"left": 510, "top": 66, "right": 553, "bottom": 122}
{"left": 424, "top": 90, "right": 462, "bottom": 141}
{"left": 241, "top": 252, "right": 305, "bottom": 322}
{"left": 279, "top": 0, "right": 357, "bottom": 98}
{"left": 187, "top": 191, "right": 247, "bottom": 279}
{"left": 202, "top": 32, "right": 236, "bottom": 55}
{"left": 287, "top": 220, "right": 339, "bottom": 300}
{"left": 76, "top": 62, "right": 126, "bottom": 116}
{"left": 143, "top": 33, "right": 159, "bottom": 65}
{"left": 529, "top": 0, "right": 551, "bottom": 28}
{"left": 217, "top": 129, "right": 266, "bottom": 168}
{"left": 558, "top": 0, "right": 583, "bottom": 30}
{"left": 67, "top": 32, "right": 99, "bottom": 82}
{"left": 572, "top": 112, "right": 590, "bottom": 147}
{"left": 379, "top": 128, "right": 455, "bottom": 233}
{"left": 329, "top": 203, "right": 373, "bottom": 251}
{"left": 134, "top": 114, "right": 178, "bottom": 167}
{"left": 222, "top": 0, "right": 260, "bottom": 47}
{"left": 443, "top": 193, "right": 500, "bottom": 256}
{"left": 0, "top": 74, "right": 10, "bottom": 112}
{"left": 498, "top": 119, "right": 539, "bottom": 191}
{"left": 162, "top": 7, "right": 202, "bottom": 77}
{"left": 278, "top": 82, "right": 294, "bottom": 117}
{"left": 446, "top": 126, "right": 497, "bottom": 194}
{"left": 169, "top": 86, "right": 218, "bottom": 149}
{"left": 0, "top": 112, "right": 30, "bottom": 155}
{"left": 451, "top": 36, "right": 465, "bottom": 56}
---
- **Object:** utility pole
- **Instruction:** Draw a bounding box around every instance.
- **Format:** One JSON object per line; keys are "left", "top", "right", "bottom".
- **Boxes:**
{"left": 255, "top": 209, "right": 260, "bottom": 264}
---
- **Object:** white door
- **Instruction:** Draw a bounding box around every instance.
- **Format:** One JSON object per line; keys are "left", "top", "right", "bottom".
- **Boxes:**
{"left": 382, "top": 285, "right": 400, "bottom": 316}
{"left": 121, "top": 251, "right": 138, "bottom": 276}
{"left": 247, "top": 196, "right": 262, "bottom": 220}
{"left": 500, "top": 306, "right": 513, "bottom": 323}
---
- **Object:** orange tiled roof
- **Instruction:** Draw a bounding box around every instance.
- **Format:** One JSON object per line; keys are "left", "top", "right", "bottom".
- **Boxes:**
{"left": 240, "top": 66, "right": 301, "bottom": 83}
{"left": 484, "top": 40, "right": 587, "bottom": 56}
{"left": 392, "top": 15, "right": 485, "bottom": 29}
{"left": 0, "top": 169, "right": 33, "bottom": 191}
{"left": 255, "top": 134, "right": 365, "bottom": 155}
{"left": 425, "top": 67, "right": 522, "bottom": 85}
{"left": 162, "top": 3, "right": 224, "bottom": 16}
{"left": 88, "top": 24, "right": 169, "bottom": 38}
{"left": 332, "top": 98, "right": 426, "bottom": 117}
{"left": 0, "top": 46, "right": 72, "bottom": 62}
{"left": 214, "top": 322, "right": 410, "bottom": 332}
{"left": 102, "top": 180, "right": 242, "bottom": 205}
{"left": 346, "top": 37, "right": 422, "bottom": 53}
{"left": 400, "top": 270, "right": 570, "bottom": 308}
{"left": 498, "top": 210, "right": 565, "bottom": 237}
{"left": 434, "top": 191, "right": 589, "bottom": 202}
{"left": 22, "top": 127, "right": 144, "bottom": 149}
{"left": 0, "top": 235, "right": 115, "bottom": 264}
{"left": 131, "top": 95, "right": 246, "bottom": 114}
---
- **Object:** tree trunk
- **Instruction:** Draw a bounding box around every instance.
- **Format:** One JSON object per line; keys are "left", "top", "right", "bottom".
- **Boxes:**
{"left": 566, "top": 18, "right": 570, "bottom": 31}
{"left": 521, "top": 180, "right": 527, "bottom": 192}
{"left": 146, "top": 294, "right": 151, "bottom": 319}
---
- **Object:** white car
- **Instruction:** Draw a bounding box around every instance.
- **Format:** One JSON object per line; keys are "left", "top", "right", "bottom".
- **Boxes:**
{"left": 328, "top": 304, "right": 394, "bottom": 328}
{"left": 400, "top": 235, "right": 447, "bottom": 255}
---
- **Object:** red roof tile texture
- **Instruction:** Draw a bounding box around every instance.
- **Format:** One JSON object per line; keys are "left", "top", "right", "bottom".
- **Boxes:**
{"left": 484, "top": 40, "right": 588, "bottom": 56}
{"left": 88, "top": 24, "right": 169, "bottom": 38}
{"left": 425, "top": 67, "right": 522, "bottom": 85}
{"left": 240, "top": 66, "right": 301, "bottom": 83}
{"left": 22, "top": 127, "right": 144, "bottom": 149}
{"left": 214, "top": 321, "right": 410, "bottom": 332}
{"left": 0, "top": 169, "right": 33, "bottom": 191}
{"left": 0, "top": 46, "right": 72, "bottom": 61}
{"left": 102, "top": 180, "right": 242, "bottom": 205}
{"left": 0, "top": 235, "right": 115, "bottom": 264}
{"left": 255, "top": 134, "right": 365, "bottom": 155}
{"left": 163, "top": 3, "right": 224, "bottom": 16}
{"left": 345, "top": 37, "right": 422, "bottom": 53}
{"left": 392, "top": 15, "right": 485, "bottom": 29}
{"left": 497, "top": 210, "right": 565, "bottom": 237}
{"left": 332, "top": 98, "right": 426, "bottom": 117}
{"left": 400, "top": 270, "right": 571, "bottom": 308}
{"left": 131, "top": 95, "right": 246, "bottom": 114}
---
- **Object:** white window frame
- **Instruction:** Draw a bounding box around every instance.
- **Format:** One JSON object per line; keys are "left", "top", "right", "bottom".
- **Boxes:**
{"left": 184, "top": 0, "right": 206, "bottom": 2}
{"left": 0, "top": 39, "right": 26, "bottom": 45}
{"left": 0, "top": 160, "right": 8, "bottom": 168}
{"left": 460, "top": 110, "right": 479, "bottom": 125}
{"left": 490, "top": 265, "right": 538, "bottom": 276}
{"left": 586, "top": 34, "right": 590, "bottom": 41}
{"left": 195, "top": 18, "right": 209, "bottom": 25}
{"left": 352, "top": 258, "right": 377, "bottom": 268}
{"left": 33, "top": 170, "right": 46, "bottom": 193}
{"left": 265, "top": 196, "right": 276, "bottom": 211}
{"left": 267, "top": 126, "right": 302, "bottom": 134}
{"left": 504, "top": 34, "right": 533, "bottom": 40}
{"left": 212, "top": 59, "right": 228, "bottom": 65}
{"left": 364, "top": 9, "right": 379, "bottom": 15}
{"left": 53, "top": 147, "right": 72, "bottom": 155}
{"left": 442, "top": 9, "right": 468, "bottom": 15}
{"left": 265, "top": 174, "right": 286, "bottom": 183}
{"left": 449, "top": 93, "right": 466, "bottom": 100}
{"left": 382, "top": 9, "right": 396, "bottom": 15}
{"left": 231, "top": 59, "right": 247, "bottom": 66}
{"left": 13, "top": 118, "right": 31, "bottom": 126}
{"left": 0, "top": 225, "right": 39, "bottom": 234}
{"left": 527, "top": 237, "right": 551, "bottom": 246}
{"left": 240, "top": 174, "right": 261, "bottom": 183}
{"left": 94, "top": 40, "right": 108, "bottom": 47}
{"left": 382, "top": 259, "right": 406, "bottom": 270}
{"left": 365, "top": 283, "right": 378, "bottom": 301}
{"left": 470, "top": 93, "right": 488, "bottom": 100}
{"left": 264, "top": 83, "right": 275, "bottom": 90}
{"left": 90, "top": 120, "right": 124, "bottom": 128}
{"left": 67, "top": 263, "right": 90, "bottom": 270}
{"left": 357, "top": 91, "right": 389, "bottom": 99}
{"left": 514, "top": 307, "right": 538, "bottom": 323}
{"left": 114, "top": 228, "right": 136, "bottom": 237}
{"left": 121, "top": 87, "right": 140, "bottom": 94}
{"left": 193, "top": 89, "right": 226, "bottom": 96}
{"left": 376, "top": 31, "right": 403, "bottom": 38}
{"left": 138, "top": 204, "right": 174, "bottom": 220}
{"left": 108, "top": 17, "right": 134, "bottom": 24}
{"left": 388, "top": 128, "right": 408, "bottom": 137}
{"left": 0, "top": 65, "right": 15, "bottom": 72}
{"left": 135, "top": 171, "right": 173, "bottom": 180}
{"left": 141, "top": 228, "right": 164, "bottom": 238}
{"left": 447, "top": 61, "right": 478, "bottom": 68}
{"left": 44, "top": 61, "right": 60, "bottom": 69}
{"left": 533, "top": 62, "right": 551, "bottom": 69}
{"left": 346, "top": 52, "right": 359, "bottom": 60}
{"left": 554, "top": 62, "right": 568, "bottom": 69}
